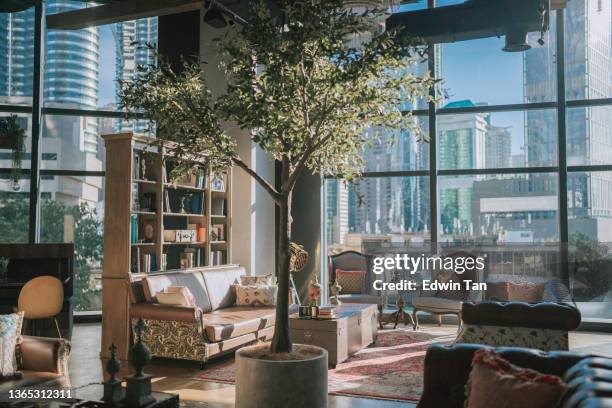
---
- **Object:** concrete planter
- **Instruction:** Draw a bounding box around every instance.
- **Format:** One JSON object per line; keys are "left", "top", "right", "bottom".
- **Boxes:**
{"left": 235, "top": 343, "right": 328, "bottom": 408}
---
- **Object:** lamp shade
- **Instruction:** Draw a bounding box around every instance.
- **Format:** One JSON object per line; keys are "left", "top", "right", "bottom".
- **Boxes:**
{"left": 289, "top": 242, "right": 308, "bottom": 273}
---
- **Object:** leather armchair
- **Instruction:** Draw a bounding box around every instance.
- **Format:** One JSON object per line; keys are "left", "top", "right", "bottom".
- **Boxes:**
{"left": 419, "top": 343, "right": 612, "bottom": 408}
{"left": 455, "top": 301, "right": 581, "bottom": 351}
{"left": 0, "top": 336, "right": 71, "bottom": 394}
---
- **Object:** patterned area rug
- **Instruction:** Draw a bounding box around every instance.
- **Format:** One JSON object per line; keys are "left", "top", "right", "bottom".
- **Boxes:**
{"left": 194, "top": 330, "right": 455, "bottom": 402}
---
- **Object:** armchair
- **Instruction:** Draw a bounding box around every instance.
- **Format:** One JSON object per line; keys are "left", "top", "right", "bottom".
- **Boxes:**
{"left": 0, "top": 335, "right": 71, "bottom": 394}
{"left": 328, "top": 251, "right": 380, "bottom": 305}
{"left": 411, "top": 251, "right": 483, "bottom": 330}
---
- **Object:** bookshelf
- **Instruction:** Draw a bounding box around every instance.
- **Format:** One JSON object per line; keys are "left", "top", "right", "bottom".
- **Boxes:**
{"left": 100, "top": 132, "right": 232, "bottom": 359}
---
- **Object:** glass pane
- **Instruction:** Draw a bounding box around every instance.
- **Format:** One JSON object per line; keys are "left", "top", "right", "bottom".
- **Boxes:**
{"left": 40, "top": 175, "right": 104, "bottom": 312}
{"left": 440, "top": 16, "right": 556, "bottom": 105}
{"left": 566, "top": 105, "right": 612, "bottom": 166}
{"left": 364, "top": 116, "right": 429, "bottom": 172}
{"left": 0, "top": 9, "right": 34, "bottom": 103}
{"left": 41, "top": 115, "right": 104, "bottom": 171}
{"left": 0, "top": 174, "right": 30, "bottom": 243}
{"left": 438, "top": 173, "right": 559, "bottom": 242}
{"left": 325, "top": 177, "right": 431, "bottom": 253}
{"left": 437, "top": 110, "right": 557, "bottom": 170}
{"left": 568, "top": 171, "right": 612, "bottom": 321}
{"left": 0, "top": 112, "right": 33, "bottom": 169}
{"left": 44, "top": 1, "right": 158, "bottom": 112}
{"left": 565, "top": 0, "right": 612, "bottom": 100}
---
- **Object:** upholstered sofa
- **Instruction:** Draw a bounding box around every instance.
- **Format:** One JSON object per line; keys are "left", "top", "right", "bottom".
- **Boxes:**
{"left": 418, "top": 343, "right": 612, "bottom": 408}
{"left": 455, "top": 301, "right": 582, "bottom": 351}
{"left": 130, "top": 265, "right": 290, "bottom": 366}
{"left": 0, "top": 336, "right": 71, "bottom": 395}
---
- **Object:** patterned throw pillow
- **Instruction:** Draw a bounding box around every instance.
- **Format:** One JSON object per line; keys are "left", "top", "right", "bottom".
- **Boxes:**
{"left": 336, "top": 269, "right": 366, "bottom": 294}
{"left": 240, "top": 274, "right": 274, "bottom": 286}
{"left": 235, "top": 284, "right": 278, "bottom": 307}
{"left": 465, "top": 349, "right": 567, "bottom": 408}
{"left": 0, "top": 312, "right": 24, "bottom": 379}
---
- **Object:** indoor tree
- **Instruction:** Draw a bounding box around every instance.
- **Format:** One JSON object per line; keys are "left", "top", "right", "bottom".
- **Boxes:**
{"left": 119, "top": 0, "right": 434, "bottom": 353}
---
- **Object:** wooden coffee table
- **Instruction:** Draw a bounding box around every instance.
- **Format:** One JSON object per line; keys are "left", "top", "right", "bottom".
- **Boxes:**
{"left": 289, "top": 303, "right": 378, "bottom": 368}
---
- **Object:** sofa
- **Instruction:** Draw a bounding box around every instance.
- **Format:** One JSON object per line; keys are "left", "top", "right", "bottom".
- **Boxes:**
{"left": 130, "top": 265, "right": 291, "bottom": 366}
{"left": 419, "top": 343, "right": 612, "bottom": 408}
{"left": 455, "top": 301, "right": 582, "bottom": 351}
{"left": 0, "top": 336, "right": 71, "bottom": 395}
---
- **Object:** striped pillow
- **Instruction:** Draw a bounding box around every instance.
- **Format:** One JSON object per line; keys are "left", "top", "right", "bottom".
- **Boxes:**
{"left": 0, "top": 312, "right": 24, "bottom": 379}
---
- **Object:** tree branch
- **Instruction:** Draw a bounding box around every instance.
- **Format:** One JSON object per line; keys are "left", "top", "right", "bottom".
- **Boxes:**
{"left": 232, "top": 156, "right": 282, "bottom": 204}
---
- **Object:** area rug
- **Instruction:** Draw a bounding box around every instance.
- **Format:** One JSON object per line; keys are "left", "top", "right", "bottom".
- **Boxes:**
{"left": 194, "top": 330, "right": 455, "bottom": 402}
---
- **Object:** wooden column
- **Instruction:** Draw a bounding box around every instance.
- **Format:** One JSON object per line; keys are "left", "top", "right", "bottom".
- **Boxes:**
{"left": 101, "top": 133, "right": 134, "bottom": 360}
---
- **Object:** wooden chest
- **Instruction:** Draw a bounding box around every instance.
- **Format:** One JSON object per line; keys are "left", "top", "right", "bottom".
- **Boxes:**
{"left": 289, "top": 304, "right": 378, "bottom": 367}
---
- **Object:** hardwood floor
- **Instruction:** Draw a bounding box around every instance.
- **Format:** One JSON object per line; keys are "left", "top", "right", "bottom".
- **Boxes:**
{"left": 68, "top": 323, "right": 612, "bottom": 407}
{"left": 69, "top": 323, "right": 416, "bottom": 407}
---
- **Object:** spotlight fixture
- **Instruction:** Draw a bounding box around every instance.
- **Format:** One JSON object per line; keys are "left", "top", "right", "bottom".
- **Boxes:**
{"left": 203, "top": 0, "right": 243, "bottom": 28}
{"left": 503, "top": 26, "right": 531, "bottom": 52}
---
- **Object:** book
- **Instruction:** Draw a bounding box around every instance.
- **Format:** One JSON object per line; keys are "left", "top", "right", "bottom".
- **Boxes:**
{"left": 130, "top": 214, "right": 138, "bottom": 243}
{"left": 131, "top": 246, "right": 140, "bottom": 273}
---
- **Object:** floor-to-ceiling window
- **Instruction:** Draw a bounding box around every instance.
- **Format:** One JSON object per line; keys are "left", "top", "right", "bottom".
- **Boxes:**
{"left": 0, "top": 2, "right": 157, "bottom": 312}
{"left": 324, "top": 0, "right": 612, "bottom": 323}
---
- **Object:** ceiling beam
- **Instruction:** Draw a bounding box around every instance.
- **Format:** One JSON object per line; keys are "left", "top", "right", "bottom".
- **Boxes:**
{"left": 46, "top": 0, "right": 204, "bottom": 30}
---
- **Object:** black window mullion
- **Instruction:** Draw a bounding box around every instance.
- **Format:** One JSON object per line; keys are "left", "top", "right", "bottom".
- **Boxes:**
{"left": 28, "top": 4, "right": 45, "bottom": 244}
{"left": 555, "top": 9, "right": 569, "bottom": 285}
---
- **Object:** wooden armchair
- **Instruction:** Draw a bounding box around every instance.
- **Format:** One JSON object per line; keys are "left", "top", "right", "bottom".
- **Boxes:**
{"left": 411, "top": 251, "right": 484, "bottom": 330}
{"left": 328, "top": 251, "right": 381, "bottom": 305}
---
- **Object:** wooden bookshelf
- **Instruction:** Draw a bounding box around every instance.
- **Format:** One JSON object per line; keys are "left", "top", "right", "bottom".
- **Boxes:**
{"left": 100, "top": 132, "right": 232, "bottom": 359}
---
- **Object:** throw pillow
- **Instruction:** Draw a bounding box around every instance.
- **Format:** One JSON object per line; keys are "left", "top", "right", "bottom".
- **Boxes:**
{"left": 235, "top": 284, "right": 278, "bottom": 307}
{"left": 0, "top": 311, "right": 24, "bottom": 379}
{"left": 465, "top": 349, "right": 567, "bottom": 408}
{"left": 155, "top": 286, "right": 196, "bottom": 307}
{"left": 240, "top": 274, "right": 274, "bottom": 286}
{"left": 507, "top": 281, "right": 545, "bottom": 302}
{"left": 336, "top": 269, "right": 366, "bottom": 294}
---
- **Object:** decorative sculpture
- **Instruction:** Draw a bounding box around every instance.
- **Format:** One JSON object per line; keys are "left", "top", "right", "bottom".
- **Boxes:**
{"left": 124, "top": 318, "right": 155, "bottom": 407}
{"left": 329, "top": 280, "right": 343, "bottom": 305}
{"left": 102, "top": 343, "right": 123, "bottom": 404}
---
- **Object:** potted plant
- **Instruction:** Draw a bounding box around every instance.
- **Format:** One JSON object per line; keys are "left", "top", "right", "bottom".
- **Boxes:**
{"left": 0, "top": 115, "right": 26, "bottom": 184}
{"left": 118, "top": 0, "right": 433, "bottom": 406}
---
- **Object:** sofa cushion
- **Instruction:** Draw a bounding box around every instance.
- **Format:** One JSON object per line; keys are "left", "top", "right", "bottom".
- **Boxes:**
{"left": 202, "top": 266, "right": 246, "bottom": 310}
{"left": 142, "top": 272, "right": 212, "bottom": 312}
{"left": 204, "top": 306, "right": 275, "bottom": 342}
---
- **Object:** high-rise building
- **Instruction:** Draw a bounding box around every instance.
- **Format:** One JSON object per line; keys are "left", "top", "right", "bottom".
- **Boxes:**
{"left": 437, "top": 100, "right": 488, "bottom": 234}
{"left": 0, "top": 1, "right": 102, "bottom": 203}
{"left": 113, "top": 18, "right": 158, "bottom": 133}
{"left": 485, "top": 125, "right": 512, "bottom": 169}
{"left": 0, "top": 10, "right": 35, "bottom": 98}
{"left": 524, "top": 0, "right": 612, "bottom": 240}
{"left": 326, "top": 180, "right": 349, "bottom": 245}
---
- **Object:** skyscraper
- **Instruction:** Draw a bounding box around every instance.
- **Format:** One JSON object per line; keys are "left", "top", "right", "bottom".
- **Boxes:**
{"left": 113, "top": 18, "right": 158, "bottom": 133}
{"left": 437, "top": 100, "right": 488, "bottom": 235}
{"left": 0, "top": 1, "right": 102, "bottom": 201}
{"left": 524, "top": 0, "right": 612, "bottom": 239}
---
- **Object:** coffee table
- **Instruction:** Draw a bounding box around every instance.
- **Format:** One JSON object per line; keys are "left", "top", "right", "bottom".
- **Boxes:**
{"left": 289, "top": 303, "right": 378, "bottom": 368}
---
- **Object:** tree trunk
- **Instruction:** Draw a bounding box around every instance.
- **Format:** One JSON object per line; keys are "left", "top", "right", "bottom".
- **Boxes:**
{"left": 270, "top": 164, "right": 293, "bottom": 353}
